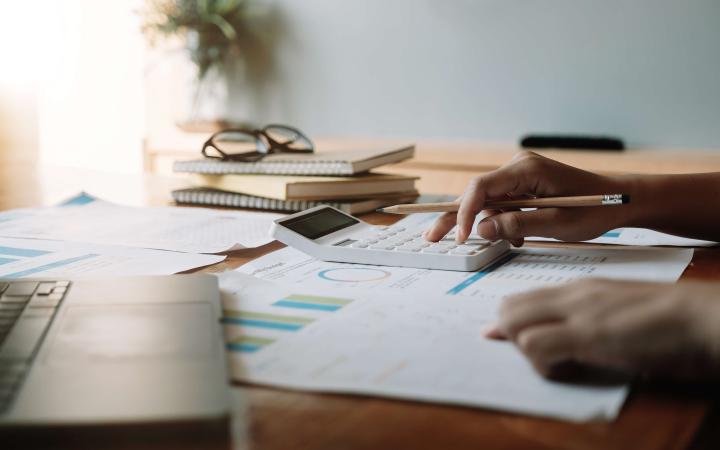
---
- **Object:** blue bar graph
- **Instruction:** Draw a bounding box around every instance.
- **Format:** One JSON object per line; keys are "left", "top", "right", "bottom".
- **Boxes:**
{"left": 446, "top": 253, "right": 519, "bottom": 295}
{"left": 0, "top": 246, "right": 52, "bottom": 258}
{"left": 226, "top": 342, "right": 262, "bottom": 353}
{"left": 3, "top": 254, "right": 98, "bottom": 278}
{"left": 273, "top": 300, "right": 341, "bottom": 312}
{"left": 0, "top": 257, "right": 18, "bottom": 266}
{"left": 601, "top": 230, "right": 622, "bottom": 238}
{"left": 221, "top": 317, "right": 305, "bottom": 331}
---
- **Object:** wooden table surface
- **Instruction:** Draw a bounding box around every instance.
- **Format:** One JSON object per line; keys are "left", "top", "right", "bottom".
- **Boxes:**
{"left": 2, "top": 150, "right": 720, "bottom": 450}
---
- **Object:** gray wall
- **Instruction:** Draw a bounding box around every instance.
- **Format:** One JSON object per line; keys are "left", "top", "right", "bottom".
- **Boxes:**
{"left": 232, "top": 0, "right": 720, "bottom": 148}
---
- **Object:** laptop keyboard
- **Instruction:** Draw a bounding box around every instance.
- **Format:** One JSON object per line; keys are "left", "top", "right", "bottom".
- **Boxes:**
{"left": 0, "top": 280, "right": 70, "bottom": 414}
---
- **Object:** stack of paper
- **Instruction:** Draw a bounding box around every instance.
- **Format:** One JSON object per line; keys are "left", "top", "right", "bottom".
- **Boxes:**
{"left": 0, "top": 193, "right": 282, "bottom": 278}
{"left": 226, "top": 245, "right": 694, "bottom": 421}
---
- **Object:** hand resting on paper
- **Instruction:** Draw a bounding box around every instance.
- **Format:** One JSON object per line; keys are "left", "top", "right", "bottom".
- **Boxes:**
{"left": 424, "top": 151, "right": 720, "bottom": 246}
{"left": 486, "top": 279, "right": 720, "bottom": 380}
{"left": 424, "top": 152, "right": 720, "bottom": 380}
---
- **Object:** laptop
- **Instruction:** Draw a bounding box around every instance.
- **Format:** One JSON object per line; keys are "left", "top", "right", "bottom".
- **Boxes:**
{"left": 0, "top": 275, "right": 229, "bottom": 426}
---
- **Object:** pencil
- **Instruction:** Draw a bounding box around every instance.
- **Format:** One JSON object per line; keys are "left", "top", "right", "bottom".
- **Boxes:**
{"left": 377, "top": 194, "right": 629, "bottom": 214}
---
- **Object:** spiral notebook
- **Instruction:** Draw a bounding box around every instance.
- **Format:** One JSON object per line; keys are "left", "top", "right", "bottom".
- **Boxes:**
{"left": 173, "top": 145, "right": 415, "bottom": 176}
{"left": 172, "top": 188, "right": 420, "bottom": 215}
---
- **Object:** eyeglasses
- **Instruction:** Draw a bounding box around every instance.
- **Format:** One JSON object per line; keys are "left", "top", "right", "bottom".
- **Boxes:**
{"left": 201, "top": 124, "right": 314, "bottom": 162}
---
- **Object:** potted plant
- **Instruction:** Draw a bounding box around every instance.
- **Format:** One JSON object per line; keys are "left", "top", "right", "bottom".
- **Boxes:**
{"left": 141, "top": 0, "right": 261, "bottom": 131}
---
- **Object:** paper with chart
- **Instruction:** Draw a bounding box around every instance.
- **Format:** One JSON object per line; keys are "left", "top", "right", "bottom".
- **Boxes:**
{"left": 525, "top": 228, "right": 716, "bottom": 247}
{"left": 0, "top": 193, "right": 283, "bottom": 254}
{"left": 230, "top": 246, "right": 692, "bottom": 420}
{"left": 0, "top": 237, "right": 224, "bottom": 279}
{"left": 218, "top": 272, "right": 630, "bottom": 422}
{"left": 237, "top": 246, "right": 693, "bottom": 299}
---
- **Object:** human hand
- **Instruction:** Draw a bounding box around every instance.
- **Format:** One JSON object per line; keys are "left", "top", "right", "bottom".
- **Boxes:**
{"left": 424, "top": 152, "right": 631, "bottom": 246}
{"left": 487, "top": 279, "right": 720, "bottom": 380}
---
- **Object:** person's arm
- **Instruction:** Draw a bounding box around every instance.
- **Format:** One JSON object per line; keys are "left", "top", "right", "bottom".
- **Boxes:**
{"left": 486, "top": 279, "right": 720, "bottom": 380}
{"left": 424, "top": 152, "right": 720, "bottom": 245}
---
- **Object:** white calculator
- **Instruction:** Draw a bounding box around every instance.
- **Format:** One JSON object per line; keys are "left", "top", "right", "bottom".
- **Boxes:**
{"left": 270, "top": 205, "right": 511, "bottom": 271}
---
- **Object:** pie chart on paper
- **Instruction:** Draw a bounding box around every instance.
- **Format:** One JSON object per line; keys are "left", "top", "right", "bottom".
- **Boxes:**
{"left": 317, "top": 268, "right": 391, "bottom": 283}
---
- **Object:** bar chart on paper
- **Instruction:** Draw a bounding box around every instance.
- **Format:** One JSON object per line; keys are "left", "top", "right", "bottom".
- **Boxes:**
{"left": 223, "top": 293, "right": 353, "bottom": 354}
{"left": 527, "top": 228, "right": 716, "bottom": 247}
{"left": 223, "top": 274, "right": 635, "bottom": 422}
{"left": 0, "top": 237, "right": 224, "bottom": 278}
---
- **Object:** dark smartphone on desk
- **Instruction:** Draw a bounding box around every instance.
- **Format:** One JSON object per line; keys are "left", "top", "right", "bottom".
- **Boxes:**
{"left": 520, "top": 135, "right": 625, "bottom": 151}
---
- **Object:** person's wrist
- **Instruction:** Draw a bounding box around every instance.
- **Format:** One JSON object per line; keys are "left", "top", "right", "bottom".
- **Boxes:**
{"left": 685, "top": 286, "right": 720, "bottom": 376}
{"left": 606, "top": 174, "right": 658, "bottom": 229}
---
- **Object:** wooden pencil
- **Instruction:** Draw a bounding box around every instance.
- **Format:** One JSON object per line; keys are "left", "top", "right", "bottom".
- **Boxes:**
{"left": 377, "top": 194, "right": 629, "bottom": 214}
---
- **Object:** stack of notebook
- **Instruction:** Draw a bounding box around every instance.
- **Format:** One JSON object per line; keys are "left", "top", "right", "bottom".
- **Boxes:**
{"left": 171, "top": 145, "right": 419, "bottom": 214}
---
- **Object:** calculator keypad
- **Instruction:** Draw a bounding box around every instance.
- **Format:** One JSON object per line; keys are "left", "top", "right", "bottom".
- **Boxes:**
{"left": 352, "top": 227, "right": 490, "bottom": 256}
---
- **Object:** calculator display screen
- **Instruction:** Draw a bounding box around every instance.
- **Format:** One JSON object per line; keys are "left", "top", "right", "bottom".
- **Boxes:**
{"left": 281, "top": 208, "right": 359, "bottom": 240}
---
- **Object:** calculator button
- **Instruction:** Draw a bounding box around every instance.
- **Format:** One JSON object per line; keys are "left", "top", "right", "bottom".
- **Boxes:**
{"left": 390, "top": 226, "right": 406, "bottom": 232}
{"left": 369, "top": 244, "right": 395, "bottom": 250}
{"left": 396, "top": 246, "right": 422, "bottom": 252}
{"left": 351, "top": 242, "right": 369, "bottom": 248}
{"left": 460, "top": 243, "right": 489, "bottom": 251}
{"left": 422, "top": 247, "right": 449, "bottom": 254}
{"left": 450, "top": 248, "right": 476, "bottom": 255}
{"left": 463, "top": 238, "right": 489, "bottom": 245}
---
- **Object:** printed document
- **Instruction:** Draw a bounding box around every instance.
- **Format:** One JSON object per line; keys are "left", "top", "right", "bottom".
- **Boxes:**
{"left": 526, "top": 228, "right": 716, "bottom": 247}
{"left": 0, "top": 237, "right": 224, "bottom": 278}
{"left": 230, "top": 246, "right": 692, "bottom": 421}
{"left": 219, "top": 272, "right": 629, "bottom": 422}
{"left": 237, "top": 246, "right": 693, "bottom": 299}
{"left": 0, "top": 193, "right": 283, "bottom": 253}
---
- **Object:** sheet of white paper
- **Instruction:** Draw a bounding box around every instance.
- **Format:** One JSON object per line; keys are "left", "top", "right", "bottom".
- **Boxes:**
{"left": 0, "top": 237, "right": 224, "bottom": 278}
{"left": 236, "top": 246, "right": 693, "bottom": 299}
{"left": 0, "top": 193, "right": 283, "bottom": 253}
{"left": 217, "top": 272, "right": 629, "bottom": 422}
{"left": 526, "top": 228, "right": 716, "bottom": 247}
{"left": 230, "top": 246, "right": 692, "bottom": 420}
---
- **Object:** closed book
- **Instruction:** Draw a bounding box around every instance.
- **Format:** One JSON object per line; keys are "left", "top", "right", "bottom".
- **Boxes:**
{"left": 173, "top": 145, "right": 414, "bottom": 176}
{"left": 189, "top": 173, "right": 418, "bottom": 201}
{"left": 171, "top": 188, "right": 420, "bottom": 215}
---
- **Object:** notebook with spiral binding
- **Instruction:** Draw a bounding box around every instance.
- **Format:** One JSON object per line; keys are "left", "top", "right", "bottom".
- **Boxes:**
{"left": 172, "top": 188, "right": 420, "bottom": 215}
{"left": 173, "top": 145, "right": 415, "bottom": 176}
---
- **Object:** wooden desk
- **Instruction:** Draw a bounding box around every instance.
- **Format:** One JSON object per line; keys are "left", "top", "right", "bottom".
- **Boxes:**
{"left": 2, "top": 152, "right": 720, "bottom": 450}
